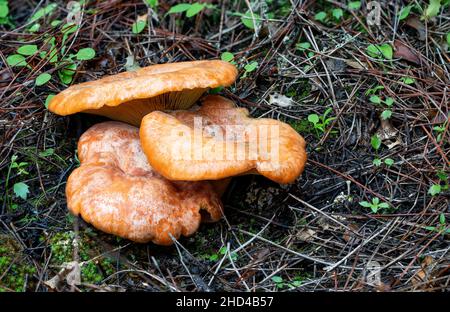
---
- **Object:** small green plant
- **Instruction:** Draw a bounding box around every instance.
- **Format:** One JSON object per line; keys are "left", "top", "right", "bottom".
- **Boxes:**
{"left": 13, "top": 182, "right": 29, "bottom": 200}
{"left": 239, "top": 11, "right": 261, "bottom": 29}
{"left": 241, "top": 61, "right": 258, "bottom": 78}
{"left": 296, "top": 41, "right": 314, "bottom": 57}
{"left": 348, "top": 1, "right": 361, "bottom": 10}
{"left": 271, "top": 275, "right": 303, "bottom": 289}
{"left": 307, "top": 107, "right": 336, "bottom": 136}
{"left": 399, "top": 76, "right": 416, "bottom": 84}
{"left": 373, "top": 157, "right": 394, "bottom": 167}
{"left": 331, "top": 8, "right": 343, "bottom": 20}
{"left": 365, "top": 85, "right": 384, "bottom": 95}
{"left": 371, "top": 134, "right": 381, "bottom": 151}
{"left": 428, "top": 170, "right": 449, "bottom": 196}
{"left": 208, "top": 246, "right": 238, "bottom": 261}
{"left": 359, "top": 197, "right": 389, "bottom": 213}
{"left": 220, "top": 51, "right": 236, "bottom": 65}
{"left": 167, "top": 2, "right": 214, "bottom": 18}
{"left": 433, "top": 117, "right": 448, "bottom": 143}
{"left": 398, "top": 5, "right": 413, "bottom": 20}
{"left": 368, "top": 92, "right": 394, "bottom": 120}
{"left": 422, "top": 0, "right": 441, "bottom": 20}
{"left": 10, "top": 155, "right": 29, "bottom": 175}
{"left": 366, "top": 43, "right": 393, "bottom": 60}
{"left": 144, "top": 0, "right": 158, "bottom": 9}
{"left": 132, "top": 15, "right": 147, "bottom": 34}
{"left": 0, "top": 0, "right": 13, "bottom": 26}
{"left": 314, "top": 11, "right": 327, "bottom": 23}
{"left": 424, "top": 214, "right": 450, "bottom": 235}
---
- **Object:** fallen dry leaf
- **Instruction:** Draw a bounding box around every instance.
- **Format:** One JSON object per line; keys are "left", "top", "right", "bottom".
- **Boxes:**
{"left": 405, "top": 16, "right": 426, "bottom": 41}
{"left": 296, "top": 228, "right": 316, "bottom": 242}
{"left": 412, "top": 256, "right": 436, "bottom": 290}
{"left": 44, "top": 261, "right": 81, "bottom": 291}
{"left": 376, "top": 119, "right": 402, "bottom": 149}
{"left": 394, "top": 40, "right": 421, "bottom": 65}
{"left": 269, "top": 93, "right": 293, "bottom": 107}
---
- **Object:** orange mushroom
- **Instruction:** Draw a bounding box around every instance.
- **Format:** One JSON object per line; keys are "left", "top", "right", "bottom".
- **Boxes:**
{"left": 140, "top": 95, "right": 307, "bottom": 184}
{"left": 48, "top": 60, "right": 237, "bottom": 126}
{"left": 66, "top": 121, "right": 223, "bottom": 245}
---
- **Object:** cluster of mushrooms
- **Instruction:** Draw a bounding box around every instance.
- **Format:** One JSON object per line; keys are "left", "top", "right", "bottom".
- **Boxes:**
{"left": 48, "top": 60, "right": 307, "bottom": 246}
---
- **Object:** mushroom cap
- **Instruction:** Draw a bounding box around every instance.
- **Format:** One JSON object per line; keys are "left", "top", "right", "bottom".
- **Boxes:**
{"left": 48, "top": 60, "right": 237, "bottom": 126}
{"left": 140, "top": 95, "right": 307, "bottom": 184}
{"left": 66, "top": 121, "right": 223, "bottom": 245}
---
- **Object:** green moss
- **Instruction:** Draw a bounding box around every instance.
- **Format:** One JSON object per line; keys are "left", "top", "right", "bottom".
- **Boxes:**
{"left": 289, "top": 119, "right": 312, "bottom": 134}
{"left": 0, "top": 236, "right": 36, "bottom": 292}
{"left": 49, "top": 231, "right": 118, "bottom": 285}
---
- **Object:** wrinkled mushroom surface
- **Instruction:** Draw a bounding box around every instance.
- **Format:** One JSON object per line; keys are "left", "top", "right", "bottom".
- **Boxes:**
{"left": 140, "top": 95, "right": 307, "bottom": 184}
{"left": 66, "top": 121, "right": 223, "bottom": 245}
{"left": 48, "top": 60, "right": 237, "bottom": 126}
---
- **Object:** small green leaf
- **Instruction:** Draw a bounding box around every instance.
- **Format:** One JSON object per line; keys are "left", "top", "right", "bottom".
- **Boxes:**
{"left": 378, "top": 203, "right": 390, "bottom": 209}
{"left": 384, "top": 158, "right": 394, "bottom": 166}
{"left": 62, "top": 23, "right": 78, "bottom": 35}
{"left": 332, "top": 8, "right": 343, "bottom": 20}
{"left": 370, "top": 95, "right": 382, "bottom": 104}
{"left": 308, "top": 114, "right": 319, "bottom": 124}
{"left": 29, "top": 3, "right": 57, "bottom": 22}
{"left": 385, "top": 97, "right": 394, "bottom": 106}
{"left": 359, "top": 201, "right": 372, "bottom": 208}
{"left": 367, "top": 44, "right": 381, "bottom": 58}
{"left": 219, "top": 246, "right": 227, "bottom": 255}
{"left": 424, "top": 0, "right": 441, "bottom": 19}
{"left": 400, "top": 77, "right": 415, "bottom": 84}
{"left": 13, "top": 182, "right": 29, "bottom": 200}
{"left": 35, "top": 73, "right": 51, "bottom": 86}
{"left": 244, "top": 61, "right": 258, "bottom": 72}
{"left": 61, "top": 63, "right": 77, "bottom": 76}
{"left": 314, "top": 11, "right": 327, "bottom": 22}
{"left": 428, "top": 184, "right": 441, "bottom": 196}
{"left": 209, "top": 254, "right": 218, "bottom": 261}
{"left": 6, "top": 54, "right": 27, "bottom": 67}
{"left": 145, "top": 0, "right": 158, "bottom": 9}
{"left": 0, "top": 2, "right": 9, "bottom": 18}
{"left": 45, "top": 94, "right": 55, "bottom": 109}
{"left": 76, "top": 48, "right": 96, "bottom": 60}
{"left": 348, "top": 1, "right": 361, "bottom": 10}
{"left": 367, "top": 44, "right": 393, "bottom": 60}
{"left": 365, "top": 85, "right": 384, "bottom": 95}
{"left": 50, "top": 19, "right": 62, "bottom": 27}
{"left": 167, "top": 3, "right": 191, "bottom": 14}
{"left": 28, "top": 23, "right": 40, "bottom": 32}
{"left": 221, "top": 52, "right": 234, "bottom": 62}
{"left": 439, "top": 213, "right": 446, "bottom": 225}
{"left": 371, "top": 134, "right": 381, "bottom": 150}
{"left": 373, "top": 158, "right": 382, "bottom": 166}
{"left": 372, "top": 197, "right": 380, "bottom": 205}
{"left": 446, "top": 33, "right": 450, "bottom": 46}
{"left": 58, "top": 71, "right": 73, "bottom": 84}
{"left": 132, "top": 19, "right": 146, "bottom": 34}
{"left": 398, "top": 5, "right": 412, "bottom": 20}
{"left": 381, "top": 110, "right": 392, "bottom": 120}
{"left": 296, "top": 42, "right": 311, "bottom": 51}
{"left": 39, "top": 148, "right": 54, "bottom": 157}
{"left": 378, "top": 43, "right": 393, "bottom": 59}
{"left": 18, "top": 44, "right": 38, "bottom": 56}
{"left": 186, "top": 2, "right": 205, "bottom": 18}
{"left": 210, "top": 86, "right": 223, "bottom": 94}
{"left": 241, "top": 12, "right": 261, "bottom": 29}
{"left": 271, "top": 276, "right": 283, "bottom": 284}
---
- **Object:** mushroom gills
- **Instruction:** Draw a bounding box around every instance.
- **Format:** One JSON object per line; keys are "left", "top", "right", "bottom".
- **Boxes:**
{"left": 83, "top": 88, "right": 207, "bottom": 126}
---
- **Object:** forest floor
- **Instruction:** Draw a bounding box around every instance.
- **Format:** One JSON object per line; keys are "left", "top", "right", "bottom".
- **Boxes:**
{"left": 0, "top": 0, "right": 449, "bottom": 292}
